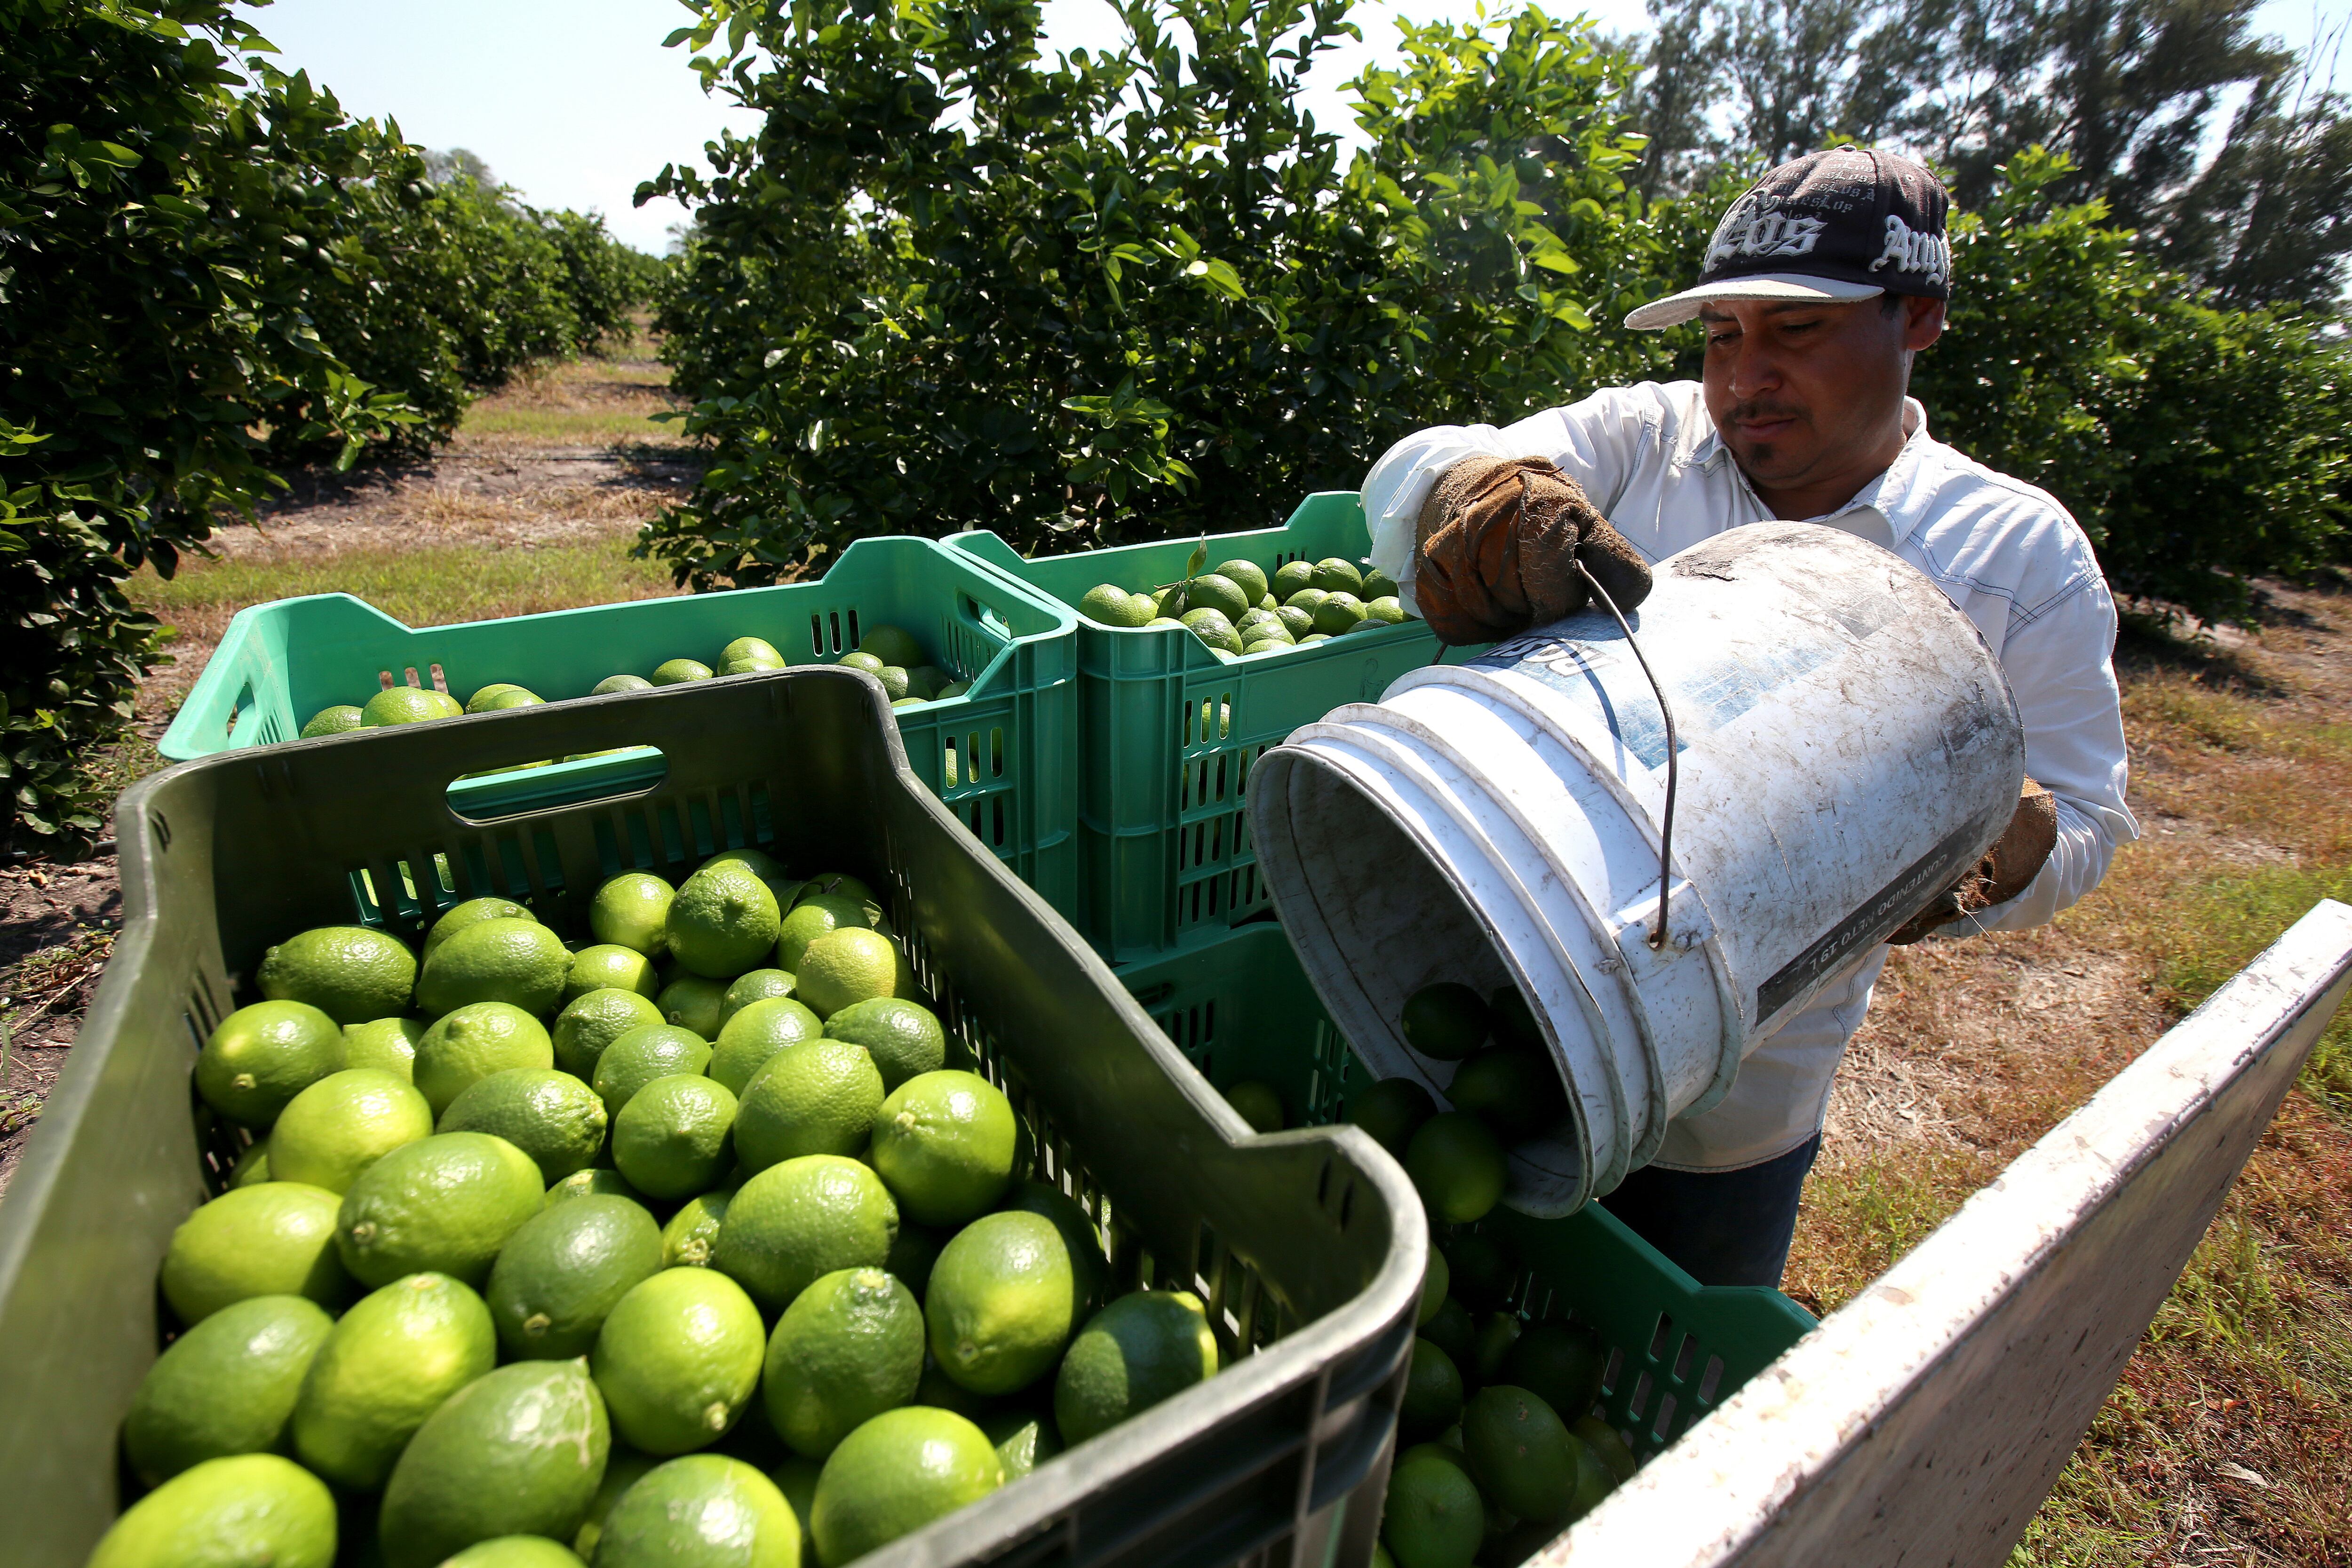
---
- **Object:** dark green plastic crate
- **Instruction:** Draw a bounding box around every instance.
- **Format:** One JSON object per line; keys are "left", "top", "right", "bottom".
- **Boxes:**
{"left": 156, "top": 534, "right": 1081, "bottom": 921}
{"left": 1119, "top": 921, "right": 1817, "bottom": 1466}
{"left": 947, "top": 495, "right": 1486, "bottom": 964}
{"left": 0, "top": 672, "right": 1422, "bottom": 1568}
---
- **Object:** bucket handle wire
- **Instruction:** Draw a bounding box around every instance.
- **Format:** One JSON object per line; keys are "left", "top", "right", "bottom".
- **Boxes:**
{"left": 1571, "top": 558, "right": 1679, "bottom": 950}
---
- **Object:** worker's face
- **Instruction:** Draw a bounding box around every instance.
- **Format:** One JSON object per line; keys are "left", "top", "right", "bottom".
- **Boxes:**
{"left": 1700, "top": 295, "right": 1947, "bottom": 501}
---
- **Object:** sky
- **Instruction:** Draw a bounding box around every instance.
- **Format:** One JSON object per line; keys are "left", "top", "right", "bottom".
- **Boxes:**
{"left": 247, "top": 0, "right": 2350, "bottom": 255}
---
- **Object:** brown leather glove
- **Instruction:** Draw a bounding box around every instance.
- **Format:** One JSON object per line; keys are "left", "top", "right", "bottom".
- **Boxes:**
{"left": 1887, "top": 778, "right": 2060, "bottom": 945}
{"left": 1413, "top": 455, "right": 1654, "bottom": 646}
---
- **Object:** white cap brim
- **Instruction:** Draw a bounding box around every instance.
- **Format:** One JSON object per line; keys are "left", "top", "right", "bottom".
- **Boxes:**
{"left": 1623, "top": 272, "right": 1884, "bottom": 330}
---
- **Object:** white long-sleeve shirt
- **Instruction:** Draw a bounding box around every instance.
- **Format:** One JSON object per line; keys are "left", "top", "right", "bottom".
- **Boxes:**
{"left": 1362, "top": 379, "right": 2137, "bottom": 1171}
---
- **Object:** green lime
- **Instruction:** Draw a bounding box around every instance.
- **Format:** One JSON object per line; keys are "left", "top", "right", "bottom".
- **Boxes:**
{"left": 417, "top": 917, "right": 571, "bottom": 1018}
{"left": 873, "top": 665, "right": 913, "bottom": 700}
{"left": 1211, "top": 559, "right": 1268, "bottom": 603}
{"left": 763, "top": 1266, "right": 925, "bottom": 1460}
{"left": 414, "top": 1002, "right": 556, "bottom": 1117}
{"left": 363, "top": 685, "right": 464, "bottom": 726}
{"left": 1184, "top": 573, "right": 1251, "bottom": 621}
{"left": 857, "top": 625, "right": 925, "bottom": 668}
{"left": 592, "top": 1267, "right": 766, "bottom": 1455}
{"left": 1422, "top": 1297, "right": 1476, "bottom": 1372}
{"left": 462, "top": 683, "right": 526, "bottom": 711}
{"left": 836, "top": 651, "right": 885, "bottom": 675}
{"left": 670, "top": 866, "right": 785, "bottom": 980}
{"left": 820, "top": 998, "right": 945, "bottom": 1092}
{"left": 553, "top": 987, "right": 666, "bottom": 1077}
{"left": 654, "top": 658, "right": 715, "bottom": 685}
{"left": 1285, "top": 586, "right": 1330, "bottom": 616}
{"left": 720, "top": 968, "right": 800, "bottom": 1025}
{"left": 566, "top": 943, "right": 660, "bottom": 1003}
{"left": 1309, "top": 557, "right": 1364, "bottom": 595}
{"left": 1365, "top": 596, "right": 1407, "bottom": 625}
{"left": 268, "top": 1068, "right": 433, "bottom": 1193}
{"left": 768, "top": 1454, "right": 820, "bottom": 1540}
{"left": 1461, "top": 1384, "right": 1578, "bottom": 1525}
{"left": 1381, "top": 1447, "right": 1483, "bottom": 1568}
{"left": 228, "top": 1141, "right": 271, "bottom": 1187}
{"left": 424, "top": 899, "right": 534, "bottom": 963}
{"left": 882, "top": 1222, "right": 945, "bottom": 1302}
{"left": 1400, "top": 983, "right": 1490, "bottom": 1060}
{"left": 344, "top": 1016, "right": 426, "bottom": 1081}
{"left": 1079, "top": 584, "right": 1155, "bottom": 627}
{"left": 1444, "top": 1230, "right": 1518, "bottom": 1312}
{"left": 1572, "top": 1412, "right": 1637, "bottom": 1482}
{"left": 614, "top": 1075, "right": 740, "bottom": 1199}
{"left": 1365, "top": 566, "right": 1401, "bottom": 600}
{"left": 291, "top": 1271, "right": 497, "bottom": 1488}
{"left": 547, "top": 1167, "right": 646, "bottom": 1209}
{"left": 592, "top": 872, "right": 675, "bottom": 958}
{"left": 302, "top": 705, "right": 366, "bottom": 738}
{"left": 999, "top": 1182, "right": 1105, "bottom": 1312}
{"left": 1271, "top": 560, "right": 1315, "bottom": 597}
{"left": 902, "top": 665, "right": 948, "bottom": 700}
{"left": 573, "top": 1449, "right": 660, "bottom": 1560}
{"left": 1311, "top": 591, "right": 1367, "bottom": 636}
{"left": 162, "top": 1182, "right": 350, "bottom": 1325}
{"left": 869, "top": 1070, "right": 1015, "bottom": 1227}
{"left": 258, "top": 925, "right": 418, "bottom": 1027}
{"left": 86, "top": 1454, "right": 335, "bottom": 1568}
{"left": 1503, "top": 1320, "right": 1606, "bottom": 1427}
{"left": 1299, "top": 632, "right": 1333, "bottom": 644}
{"left": 796, "top": 873, "right": 874, "bottom": 906}
{"left": 1489, "top": 987, "right": 1542, "bottom": 1052}
{"left": 123, "top": 1294, "right": 334, "bottom": 1486}
{"left": 1222, "top": 1079, "right": 1284, "bottom": 1132}
{"left": 438, "top": 1067, "right": 608, "bottom": 1182}
{"left": 1052, "top": 1290, "right": 1217, "bottom": 1446}
{"left": 378, "top": 1359, "right": 611, "bottom": 1568}
{"left": 441, "top": 1537, "right": 588, "bottom": 1568}
{"left": 475, "top": 687, "right": 542, "bottom": 711}
{"left": 1406, "top": 1113, "right": 1509, "bottom": 1225}
{"left": 659, "top": 973, "right": 730, "bottom": 1041}
{"left": 924, "top": 1210, "right": 1077, "bottom": 1396}
{"left": 1401, "top": 1336, "right": 1466, "bottom": 1438}
{"left": 1180, "top": 607, "right": 1243, "bottom": 654}
{"left": 1449, "top": 1047, "right": 1566, "bottom": 1141}
{"left": 810, "top": 1407, "right": 1001, "bottom": 1567}
{"left": 663, "top": 1186, "right": 735, "bottom": 1267}
{"left": 711, "top": 998, "right": 823, "bottom": 1097}
{"left": 595, "top": 674, "right": 656, "bottom": 695}
{"left": 334, "top": 1131, "right": 545, "bottom": 1289}
{"left": 723, "top": 637, "right": 786, "bottom": 667}
{"left": 712, "top": 1155, "right": 898, "bottom": 1314}
{"left": 195, "top": 1000, "right": 346, "bottom": 1128}
{"left": 795, "top": 928, "right": 904, "bottom": 1018}
{"left": 1420, "top": 1248, "right": 1450, "bottom": 1326}
{"left": 774, "top": 894, "right": 874, "bottom": 972}
{"left": 734, "top": 1037, "right": 884, "bottom": 1173}
{"left": 593, "top": 1024, "right": 714, "bottom": 1117}
{"left": 488, "top": 1194, "right": 664, "bottom": 1360}
{"left": 979, "top": 1408, "right": 1062, "bottom": 1482}
{"left": 703, "top": 846, "right": 798, "bottom": 901}
{"left": 594, "top": 1453, "right": 800, "bottom": 1568}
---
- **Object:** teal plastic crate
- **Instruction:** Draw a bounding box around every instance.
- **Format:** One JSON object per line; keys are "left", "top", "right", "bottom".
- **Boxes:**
{"left": 948, "top": 494, "right": 1486, "bottom": 963}
{"left": 1118, "top": 921, "right": 1816, "bottom": 1464}
{"left": 158, "top": 535, "right": 1081, "bottom": 918}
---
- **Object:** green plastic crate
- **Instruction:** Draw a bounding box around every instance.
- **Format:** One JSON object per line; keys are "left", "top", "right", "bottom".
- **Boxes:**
{"left": 157, "top": 535, "right": 1081, "bottom": 920}
{"left": 947, "top": 494, "right": 1486, "bottom": 963}
{"left": 0, "top": 672, "right": 1422, "bottom": 1568}
{"left": 1118, "top": 921, "right": 1816, "bottom": 1465}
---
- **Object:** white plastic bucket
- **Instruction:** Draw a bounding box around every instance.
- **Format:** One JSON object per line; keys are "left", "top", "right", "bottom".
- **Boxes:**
{"left": 1249, "top": 523, "right": 2026, "bottom": 1215}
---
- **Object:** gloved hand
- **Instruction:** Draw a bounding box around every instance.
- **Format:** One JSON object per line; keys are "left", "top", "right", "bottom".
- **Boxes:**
{"left": 1887, "top": 778, "right": 2060, "bottom": 944}
{"left": 1413, "top": 455, "right": 1654, "bottom": 646}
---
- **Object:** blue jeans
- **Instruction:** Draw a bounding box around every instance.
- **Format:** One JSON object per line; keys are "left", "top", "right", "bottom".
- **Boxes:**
{"left": 1598, "top": 1134, "right": 1822, "bottom": 1289}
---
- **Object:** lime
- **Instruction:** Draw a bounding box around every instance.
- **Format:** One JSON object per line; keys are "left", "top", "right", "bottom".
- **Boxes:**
{"left": 1421, "top": 1298, "right": 1476, "bottom": 1372}
{"left": 763, "top": 1266, "right": 925, "bottom": 1460}
{"left": 593, "top": 1453, "right": 800, "bottom": 1568}
{"left": 438, "top": 1067, "right": 608, "bottom": 1182}
{"left": 258, "top": 925, "right": 418, "bottom": 1027}
{"left": 302, "top": 705, "right": 366, "bottom": 738}
{"left": 1365, "top": 596, "right": 1407, "bottom": 625}
{"left": 424, "top": 899, "right": 534, "bottom": 965}
{"left": 1401, "top": 1336, "right": 1466, "bottom": 1439}
{"left": 1502, "top": 1320, "right": 1606, "bottom": 1427}
{"left": 1180, "top": 607, "right": 1243, "bottom": 654}
{"left": 902, "top": 665, "right": 948, "bottom": 700}
{"left": 475, "top": 688, "right": 543, "bottom": 711}
{"left": 547, "top": 1167, "right": 646, "bottom": 1209}
{"left": 810, "top": 1407, "right": 1001, "bottom": 1567}
{"left": 488, "top": 1194, "right": 664, "bottom": 1360}
{"left": 344, "top": 1016, "right": 426, "bottom": 1081}
{"left": 723, "top": 637, "right": 786, "bottom": 667}
{"left": 1572, "top": 1412, "right": 1637, "bottom": 1482}
{"left": 463, "top": 683, "right": 525, "bottom": 711}
{"left": 1400, "top": 984, "right": 1490, "bottom": 1061}
{"left": 594, "top": 1024, "right": 714, "bottom": 1117}
{"left": 442, "top": 1537, "right": 588, "bottom": 1568}
{"left": 123, "top": 1294, "right": 334, "bottom": 1486}
{"left": 1449, "top": 1047, "right": 1566, "bottom": 1141}
{"left": 1284, "top": 586, "right": 1330, "bottom": 616}
{"left": 1145, "top": 616, "right": 1186, "bottom": 630}
{"left": 592, "top": 1267, "right": 766, "bottom": 1455}
{"left": 228, "top": 1141, "right": 271, "bottom": 1187}
{"left": 614, "top": 1075, "right": 740, "bottom": 1199}
{"left": 872, "top": 665, "right": 913, "bottom": 701}
{"left": 268, "top": 1068, "right": 434, "bottom": 1193}
{"left": 1053, "top": 1289, "right": 1218, "bottom": 1447}
{"left": 413, "top": 1002, "right": 556, "bottom": 1117}
{"left": 654, "top": 659, "right": 715, "bottom": 685}
{"left": 1489, "top": 986, "right": 1542, "bottom": 1052}
{"left": 1472, "top": 1310, "right": 1523, "bottom": 1395}
{"left": 713, "top": 1155, "right": 898, "bottom": 1314}
{"left": 663, "top": 1185, "right": 736, "bottom": 1267}
{"left": 733, "top": 1037, "right": 884, "bottom": 1172}
{"left": 573, "top": 1449, "right": 660, "bottom": 1560}
{"left": 1309, "top": 557, "right": 1364, "bottom": 595}
{"left": 703, "top": 846, "right": 796, "bottom": 899}
{"left": 195, "top": 1000, "right": 346, "bottom": 1128}
{"left": 712, "top": 997, "right": 822, "bottom": 1097}
{"left": 999, "top": 1182, "right": 1105, "bottom": 1312}
{"left": 1222, "top": 1079, "right": 1284, "bottom": 1133}
{"left": 767, "top": 1454, "right": 821, "bottom": 1541}
{"left": 291, "top": 1271, "right": 497, "bottom": 1488}
{"left": 334, "top": 1131, "right": 545, "bottom": 1289}
{"left": 1299, "top": 632, "right": 1333, "bottom": 644}
{"left": 378, "top": 1360, "right": 611, "bottom": 1568}
{"left": 670, "top": 866, "right": 785, "bottom": 980}
{"left": 162, "top": 1182, "right": 350, "bottom": 1324}
{"left": 795, "top": 928, "right": 904, "bottom": 1018}
{"left": 417, "top": 917, "right": 571, "bottom": 1018}
{"left": 1380, "top": 1447, "right": 1483, "bottom": 1568}
{"left": 1461, "top": 1384, "right": 1578, "bottom": 1525}
{"left": 1184, "top": 573, "right": 1251, "bottom": 621}
{"left": 882, "top": 1222, "right": 944, "bottom": 1301}
{"left": 553, "top": 987, "right": 666, "bottom": 1078}
{"left": 774, "top": 894, "right": 874, "bottom": 972}
{"left": 925, "top": 1210, "right": 1077, "bottom": 1396}
{"left": 1267, "top": 560, "right": 1311, "bottom": 597}
{"left": 1406, "top": 1113, "right": 1508, "bottom": 1225}
{"left": 720, "top": 969, "right": 800, "bottom": 1025}
{"left": 869, "top": 1070, "right": 1015, "bottom": 1227}
{"left": 363, "top": 685, "right": 463, "bottom": 726}
{"left": 1079, "top": 584, "right": 1155, "bottom": 627}
{"left": 1273, "top": 604, "right": 1315, "bottom": 639}
{"left": 660, "top": 972, "right": 730, "bottom": 1040}
{"left": 1420, "top": 1248, "right": 1450, "bottom": 1326}
{"left": 836, "top": 651, "right": 885, "bottom": 675}
{"left": 979, "top": 1408, "right": 1062, "bottom": 1482}
{"left": 821, "top": 998, "right": 945, "bottom": 1092}
{"left": 796, "top": 872, "right": 875, "bottom": 906}
{"left": 1364, "top": 566, "right": 1401, "bottom": 600}
{"left": 86, "top": 1454, "right": 335, "bottom": 1568}
{"left": 857, "top": 625, "right": 924, "bottom": 668}
{"left": 1311, "top": 592, "right": 1368, "bottom": 636}
{"left": 595, "top": 674, "right": 656, "bottom": 695}
{"left": 566, "top": 944, "right": 660, "bottom": 1003}
{"left": 1211, "top": 559, "right": 1269, "bottom": 603}
{"left": 592, "top": 872, "right": 676, "bottom": 958}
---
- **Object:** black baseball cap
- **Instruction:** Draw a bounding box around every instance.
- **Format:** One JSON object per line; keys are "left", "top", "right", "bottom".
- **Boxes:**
{"left": 1625, "top": 148, "right": 1952, "bottom": 330}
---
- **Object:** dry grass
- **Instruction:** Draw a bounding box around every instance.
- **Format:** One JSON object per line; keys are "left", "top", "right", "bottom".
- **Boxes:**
{"left": 451, "top": 336, "right": 686, "bottom": 451}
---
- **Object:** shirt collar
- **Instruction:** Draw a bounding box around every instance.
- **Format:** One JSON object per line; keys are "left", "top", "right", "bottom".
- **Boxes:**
{"left": 1689, "top": 395, "right": 1939, "bottom": 547}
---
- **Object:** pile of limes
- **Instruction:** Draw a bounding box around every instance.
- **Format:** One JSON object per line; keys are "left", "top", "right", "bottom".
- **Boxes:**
{"left": 1077, "top": 556, "right": 1409, "bottom": 659}
{"left": 98, "top": 850, "right": 1221, "bottom": 1568}
{"left": 297, "top": 624, "right": 962, "bottom": 743}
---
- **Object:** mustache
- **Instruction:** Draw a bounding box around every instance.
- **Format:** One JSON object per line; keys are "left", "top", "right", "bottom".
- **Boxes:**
{"left": 1724, "top": 400, "right": 1807, "bottom": 425}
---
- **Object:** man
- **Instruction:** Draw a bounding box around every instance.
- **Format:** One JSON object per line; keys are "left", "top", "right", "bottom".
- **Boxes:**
{"left": 1360, "top": 149, "right": 2137, "bottom": 1288}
